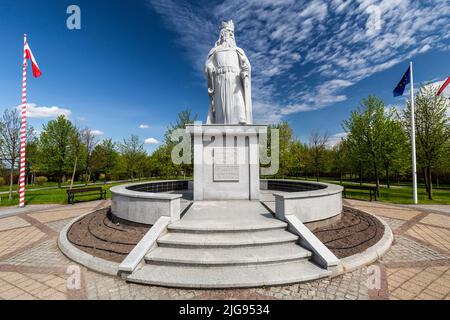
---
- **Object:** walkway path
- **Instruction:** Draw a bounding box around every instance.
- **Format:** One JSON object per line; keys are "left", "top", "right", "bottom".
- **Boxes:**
{"left": 0, "top": 199, "right": 448, "bottom": 300}
{"left": 401, "top": 204, "right": 450, "bottom": 215}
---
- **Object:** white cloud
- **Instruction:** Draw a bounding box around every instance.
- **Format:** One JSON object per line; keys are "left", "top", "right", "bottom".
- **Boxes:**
{"left": 139, "top": 124, "right": 150, "bottom": 129}
{"left": 148, "top": 0, "right": 450, "bottom": 122}
{"left": 299, "top": 0, "right": 328, "bottom": 21}
{"left": 144, "top": 137, "right": 159, "bottom": 145}
{"left": 91, "top": 130, "right": 104, "bottom": 136}
{"left": 17, "top": 103, "right": 72, "bottom": 118}
{"left": 326, "top": 132, "right": 348, "bottom": 148}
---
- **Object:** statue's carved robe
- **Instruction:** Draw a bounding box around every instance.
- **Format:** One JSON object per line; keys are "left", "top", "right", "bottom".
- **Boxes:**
{"left": 205, "top": 45, "right": 253, "bottom": 124}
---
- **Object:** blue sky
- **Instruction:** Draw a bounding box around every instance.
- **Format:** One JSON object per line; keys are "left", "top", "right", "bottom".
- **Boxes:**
{"left": 0, "top": 0, "right": 449, "bottom": 151}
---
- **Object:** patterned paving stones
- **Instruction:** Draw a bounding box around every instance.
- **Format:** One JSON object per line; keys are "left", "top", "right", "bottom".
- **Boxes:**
{"left": 0, "top": 226, "right": 47, "bottom": 259}
{"left": 380, "top": 235, "right": 447, "bottom": 263}
{"left": 0, "top": 216, "right": 30, "bottom": 232}
{"left": 406, "top": 224, "right": 450, "bottom": 252}
{"left": 0, "top": 198, "right": 448, "bottom": 300}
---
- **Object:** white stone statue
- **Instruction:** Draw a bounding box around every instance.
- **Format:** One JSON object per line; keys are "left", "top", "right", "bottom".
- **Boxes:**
{"left": 205, "top": 20, "right": 253, "bottom": 125}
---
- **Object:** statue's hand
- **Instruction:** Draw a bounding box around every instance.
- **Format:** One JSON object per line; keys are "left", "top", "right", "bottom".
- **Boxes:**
{"left": 240, "top": 71, "right": 249, "bottom": 79}
{"left": 207, "top": 65, "right": 215, "bottom": 74}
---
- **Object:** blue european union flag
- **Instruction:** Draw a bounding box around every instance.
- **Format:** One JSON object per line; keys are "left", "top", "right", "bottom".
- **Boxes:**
{"left": 393, "top": 67, "right": 410, "bottom": 97}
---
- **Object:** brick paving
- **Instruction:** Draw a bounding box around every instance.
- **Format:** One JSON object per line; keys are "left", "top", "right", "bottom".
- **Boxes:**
{"left": 0, "top": 216, "right": 30, "bottom": 232}
{"left": 0, "top": 198, "right": 448, "bottom": 300}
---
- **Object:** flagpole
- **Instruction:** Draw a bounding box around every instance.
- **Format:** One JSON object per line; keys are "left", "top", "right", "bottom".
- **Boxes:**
{"left": 410, "top": 61, "right": 418, "bottom": 205}
{"left": 19, "top": 34, "right": 27, "bottom": 208}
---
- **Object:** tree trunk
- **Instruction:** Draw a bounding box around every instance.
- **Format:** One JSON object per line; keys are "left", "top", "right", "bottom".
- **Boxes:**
{"left": 8, "top": 165, "right": 14, "bottom": 201}
{"left": 58, "top": 171, "right": 62, "bottom": 188}
{"left": 373, "top": 161, "right": 380, "bottom": 197}
{"left": 70, "top": 157, "right": 78, "bottom": 190}
{"left": 385, "top": 163, "right": 390, "bottom": 189}
{"left": 85, "top": 171, "right": 91, "bottom": 186}
{"left": 423, "top": 167, "right": 430, "bottom": 196}
{"left": 359, "top": 165, "right": 363, "bottom": 186}
{"left": 427, "top": 166, "right": 433, "bottom": 200}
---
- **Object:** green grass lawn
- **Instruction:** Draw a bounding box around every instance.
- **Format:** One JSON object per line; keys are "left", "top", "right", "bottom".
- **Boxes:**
{"left": 343, "top": 185, "right": 450, "bottom": 204}
{"left": 0, "top": 182, "right": 117, "bottom": 207}
{"left": 280, "top": 176, "right": 450, "bottom": 205}
{"left": 0, "top": 181, "right": 67, "bottom": 192}
{"left": 0, "top": 180, "right": 115, "bottom": 192}
{"left": 0, "top": 176, "right": 448, "bottom": 207}
{"left": 0, "top": 177, "right": 187, "bottom": 207}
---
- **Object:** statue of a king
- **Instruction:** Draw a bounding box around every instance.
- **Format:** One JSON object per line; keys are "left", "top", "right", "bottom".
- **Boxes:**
{"left": 205, "top": 20, "right": 253, "bottom": 125}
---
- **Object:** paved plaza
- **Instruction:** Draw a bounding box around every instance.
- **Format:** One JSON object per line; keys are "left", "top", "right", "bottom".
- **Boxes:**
{"left": 0, "top": 199, "right": 449, "bottom": 300}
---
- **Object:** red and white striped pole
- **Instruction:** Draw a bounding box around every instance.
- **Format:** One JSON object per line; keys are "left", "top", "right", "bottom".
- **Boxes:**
{"left": 19, "top": 34, "right": 28, "bottom": 208}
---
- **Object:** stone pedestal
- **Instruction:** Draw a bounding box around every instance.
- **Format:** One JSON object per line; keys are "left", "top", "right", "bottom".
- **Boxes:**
{"left": 186, "top": 124, "right": 266, "bottom": 201}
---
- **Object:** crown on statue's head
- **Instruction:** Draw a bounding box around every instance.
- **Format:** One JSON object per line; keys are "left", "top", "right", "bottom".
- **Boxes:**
{"left": 220, "top": 20, "right": 234, "bottom": 32}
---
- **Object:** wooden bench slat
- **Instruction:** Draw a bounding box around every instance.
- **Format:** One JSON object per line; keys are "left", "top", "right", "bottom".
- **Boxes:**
{"left": 66, "top": 187, "right": 106, "bottom": 204}
{"left": 342, "top": 185, "right": 378, "bottom": 201}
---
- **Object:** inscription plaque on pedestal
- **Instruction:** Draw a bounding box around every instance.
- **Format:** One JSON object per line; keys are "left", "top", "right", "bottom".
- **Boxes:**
{"left": 213, "top": 147, "right": 240, "bottom": 182}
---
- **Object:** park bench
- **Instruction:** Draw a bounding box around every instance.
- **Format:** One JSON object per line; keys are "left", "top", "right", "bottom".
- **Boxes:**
{"left": 67, "top": 187, "right": 106, "bottom": 205}
{"left": 342, "top": 185, "right": 378, "bottom": 201}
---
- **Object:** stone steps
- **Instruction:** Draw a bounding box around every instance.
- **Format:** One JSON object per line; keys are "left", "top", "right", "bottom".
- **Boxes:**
{"left": 157, "top": 229, "right": 298, "bottom": 248}
{"left": 168, "top": 218, "right": 287, "bottom": 233}
{"left": 125, "top": 200, "right": 332, "bottom": 288}
{"left": 127, "top": 260, "right": 331, "bottom": 288}
{"left": 145, "top": 242, "right": 312, "bottom": 266}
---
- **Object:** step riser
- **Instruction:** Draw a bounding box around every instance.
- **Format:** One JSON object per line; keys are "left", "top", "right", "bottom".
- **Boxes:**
{"left": 127, "top": 275, "right": 330, "bottom": 289}
{"left": 157, "top": 239, "right": 299, "bottom": 249}
{"left": 167, "top": 226, "right": 288, "bottom": 234}
{"left": 127, "top": 260, "right": 332, "bottom": 289}
{"left": 125, "top": 200, "right": 330, "bottom": 289}
{"left": 145, "top": 255, "right": 311, "bottom": 267}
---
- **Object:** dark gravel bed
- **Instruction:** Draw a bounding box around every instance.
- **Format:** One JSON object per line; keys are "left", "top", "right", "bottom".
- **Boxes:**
{"left": 313, "top": 206, "right": 385, "bottom": 259}
{"left": 67, "top": 208, "right": 150, "bottom": 263}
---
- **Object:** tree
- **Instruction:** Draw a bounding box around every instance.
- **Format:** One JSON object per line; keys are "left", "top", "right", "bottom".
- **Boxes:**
{"left": 91, "top": 138, "right": 119, "bottom": 180}
{"left": 0, "top": 108, "right": 21, "bottom": 199}
{"left": 287, "top": 140, "right": 306, "bottom": 177}
{"left": 308, "top": 130, "right": 330, "bottom": 182}
{"left": 25, "top": 126, "right": 40, "bottom": 185}
{"left": 148, "top": 144, "right": 177, "bottom": 178}
{"left": 68, "top": 128, "right": 84, "bottom": 189}
{"left": 331, "top": 140, "right": 350, "bottom": 185}
{"left": 164, "top": 108, "right": 197, "bottom": 178}
{"left": 403, "top": 83, "right": 450, "bottom": 200}
{"left": 39, "top": 115, "right": 77, "bottom": 187}
{"left": 81, "top": 128, "right": 98, "bottom": 184}
{"left": 119, "top": 135, "right": 147, "bottom": 180}
{"left": 263, "top": 121, "right": 294, "bottom": 178}
{"left": 343, "top": 96, "right": 388, "bottom": 195}
{"left": 379, "top": 109, "right": 409, "bottom": 188}
{"left": 164, "top": 108, "right": 198, "bottom": 144}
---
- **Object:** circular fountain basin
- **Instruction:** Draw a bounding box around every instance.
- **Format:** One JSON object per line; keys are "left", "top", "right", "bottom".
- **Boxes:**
{"left": 110, "top": 180, "right": 191, "bottom": 225}
{"left": 260, "top": 179, "right": 343, "bottom": 229}
{"left": 110, "top": 179, "right": 343, "bottom": 228}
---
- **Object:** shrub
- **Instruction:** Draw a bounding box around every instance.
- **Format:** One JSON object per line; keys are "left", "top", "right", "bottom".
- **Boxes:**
{"left": 35, "top": 176, "right": 48, "bottom": 185}
{"left": 99, "top": 173, "right": 106, "bottom": 181}
{"left": 0, "top": 177, "right": 5, "bottom": 186}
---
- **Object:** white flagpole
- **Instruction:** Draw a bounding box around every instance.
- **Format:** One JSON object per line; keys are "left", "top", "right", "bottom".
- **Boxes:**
{"left": 19, "top": 34, "right": 27, "bottom": 208}
{"left": 410, "top": 61, "right": 418, "bottom": 204}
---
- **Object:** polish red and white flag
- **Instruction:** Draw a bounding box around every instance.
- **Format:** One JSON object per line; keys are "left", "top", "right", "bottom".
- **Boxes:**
{"left": 437, "top": 76, "right": 450, "bottom": 98}
{"left": 24, "top": 42, "right": 42, "bottom": 78}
